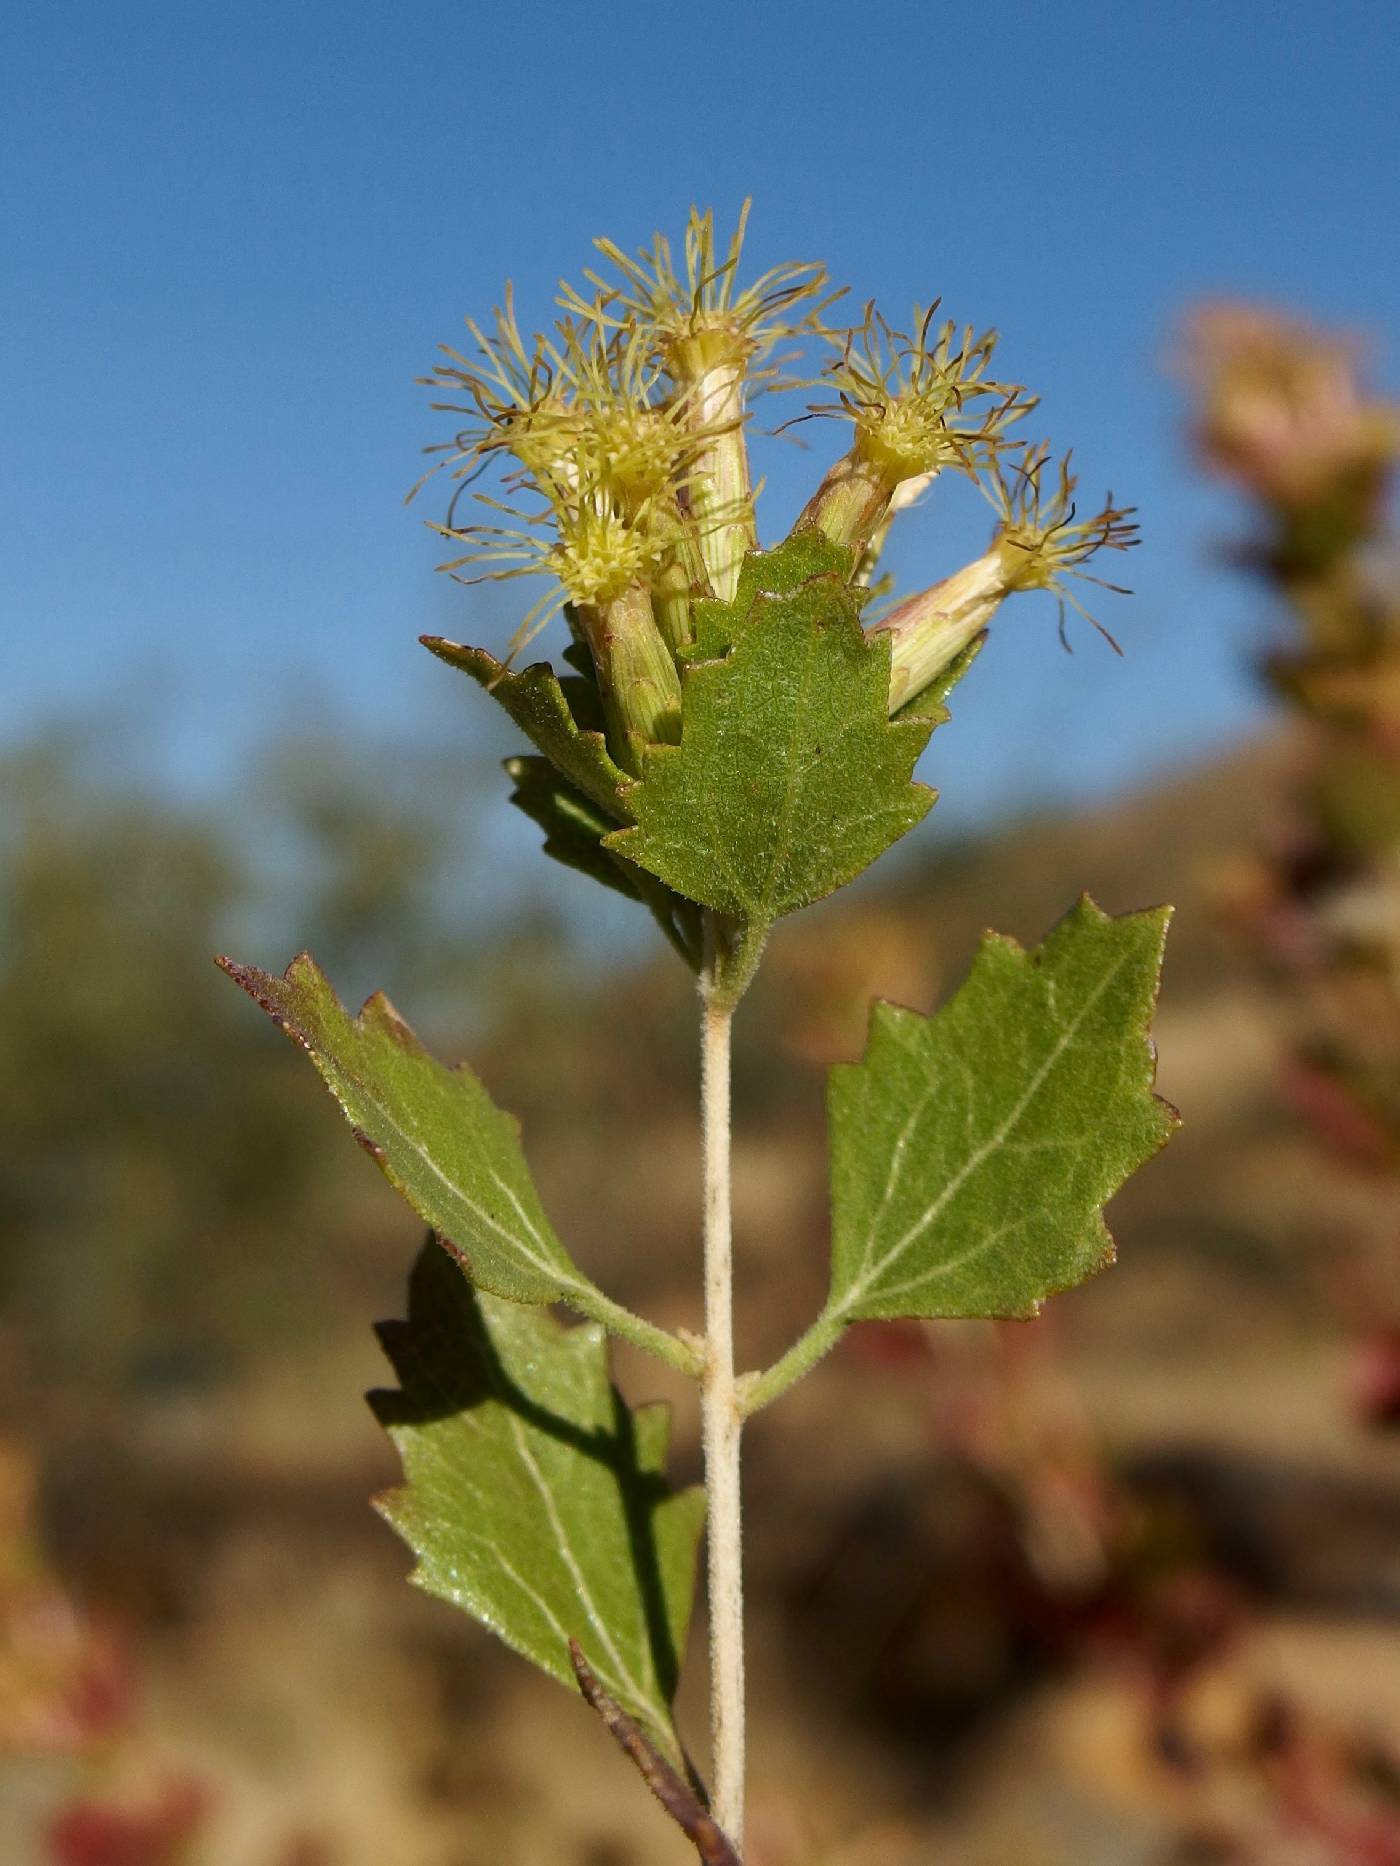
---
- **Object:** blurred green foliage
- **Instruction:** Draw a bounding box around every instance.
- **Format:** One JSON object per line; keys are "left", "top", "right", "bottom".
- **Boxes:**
{"left": 0, "top": 720, "right": 555, "bottom": 1399}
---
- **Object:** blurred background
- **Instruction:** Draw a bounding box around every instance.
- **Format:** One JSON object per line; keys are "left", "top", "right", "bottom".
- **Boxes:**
{"left": 4, "top": 2, "right": 1400, "bottom": 1860}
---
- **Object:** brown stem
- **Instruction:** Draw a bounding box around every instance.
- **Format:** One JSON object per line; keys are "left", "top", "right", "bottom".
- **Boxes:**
{"left": 570, "top": 1641, "right": 742, "bottom": 1866}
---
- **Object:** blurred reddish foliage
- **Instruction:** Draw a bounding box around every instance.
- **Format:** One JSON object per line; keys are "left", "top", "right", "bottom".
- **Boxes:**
{"left": 0, "top": 1439, "right": 133, "bottom": 1757}
{"left": 46, "top": 1778, "right": 210, "bottom": 1866}
{"left": 1181, "top": 301, "right": 1400, "bottom": 1403}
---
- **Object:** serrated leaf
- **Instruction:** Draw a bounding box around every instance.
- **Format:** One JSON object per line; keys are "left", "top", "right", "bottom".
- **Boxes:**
{"left": 503, "top": 757, "right": 705, "bottom": 970}
{"left": 691, "top": 532, "right": 855, "bottom": 658}
{"left": 606, "top": 573, "right": 935, "bottom": 921}
{"left": 422, "top": 637, "right": 630, "bottom": 820}
{"left": 371, "top": 1241, "right": 704, "bottom": 1770}
{"left": 504, "top": 755, "right": 643, "bottom": 901}
{"left": 825, "top": 898, "right": 1177, "bottom": 1325}
{"left": 218, "top": 951, "right": 596, "bottom": 1309}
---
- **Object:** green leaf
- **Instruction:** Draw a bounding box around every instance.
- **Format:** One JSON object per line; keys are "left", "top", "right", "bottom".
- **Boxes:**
{"left": 221, "top": 953, "right": 696, "bottom": 1364}
{"left": 219, "top": 952, "right": 592, "bottom": 1306}
{"left": 221, "top": 954, "right": 696, "bottom": 1364}
{"left": 504, "top": 755, "right": 642, "bottom": 901}
{"left": 422, "top": 637, "right": 630, "bottom": 820}
{"left": 503, "top": 757, "right": 705, "bottom": 971}
{"left": 606, "top": 571, "right": 935, "bottom": 922}
{"left": 691, "top": 532, "right": 855, "bottom": 658}
{"left": 371, "top": 1241, "right": 705, "bottom": 1771}
{"left": 825, "top": 897, "right": 1177, "bottom": 1324}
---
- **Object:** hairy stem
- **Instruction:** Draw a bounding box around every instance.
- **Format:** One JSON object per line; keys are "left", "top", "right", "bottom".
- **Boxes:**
{"left": 700, "top": 913, "right": 745, "bottom": 1852}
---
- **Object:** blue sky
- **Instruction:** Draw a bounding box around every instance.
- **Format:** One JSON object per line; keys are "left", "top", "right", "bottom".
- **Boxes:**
{"left": 5, "top": 0, "right": 1399, "bottom": 859}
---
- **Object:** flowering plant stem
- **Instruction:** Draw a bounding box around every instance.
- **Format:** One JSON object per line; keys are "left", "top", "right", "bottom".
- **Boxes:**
{"left": 699, "top": 912, "right": 746, "bottom": 1845}
{"left": 223, "top": 207, "right": 1180, "bottom": 1862}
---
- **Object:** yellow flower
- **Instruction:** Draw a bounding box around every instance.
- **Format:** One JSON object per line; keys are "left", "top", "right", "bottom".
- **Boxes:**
{"left": 814, "top": 301, "right": 1024, "bottom": 479}
{"left": 562, "top": 200, "right": 832, "bottom": 381}
{"left": 792, "top": 302, "right": 1031, "bottom": 555}
{"left": 424, "top": 299, "right": 739, "bottom": 647}
{"left": 562, "top": 204, "right": 834, "bottom": 602}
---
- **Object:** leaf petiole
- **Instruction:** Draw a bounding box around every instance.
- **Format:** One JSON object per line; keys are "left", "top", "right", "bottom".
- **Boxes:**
{"left": 574, "top": 1287, "right": 704, "bottom": 1376}
{"left": 738, "top": 1308, "right": 844, "bottom": 1418}
{"left": 709, "top": 913, "right": 769, "bottom": 1012}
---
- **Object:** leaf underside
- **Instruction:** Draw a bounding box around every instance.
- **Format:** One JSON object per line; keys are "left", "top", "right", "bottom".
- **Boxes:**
{"left": 608, "top": 561, "right": 937, "bottom": 922}
{"left": 371, "top": 1241, "right": 704, "bottom": 1771}
{"left": 425, "top": 638, "right": 704, "bottom": 957}
{"left": 218, "top": 951, "right": 597, "bottom": 1309}
{"left": 504, "top": 756, "right": 642, "bottom": 901}
{"left": 826, "top": 897, "right": 1178, "bottom": 1325}
{"left": 422, "top": 637, "right": 631, "bottom": 819}
{"left": 690, "top": 531, "right": 855, "bottom": 658}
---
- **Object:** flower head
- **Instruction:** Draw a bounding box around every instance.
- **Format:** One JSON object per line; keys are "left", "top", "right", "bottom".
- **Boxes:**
{"left": 1182, "top": 302, "right": 1399, "bottom": 515}
{"left": 559, "top": 203, "right": 826, "bottom": 602}
{"left": 872, "top": 446, "right": 1139, "bottom": 712}
{"left": 425, "top": 303, "right": 741, "bottom": 654}
{"left": 988, "top": 445, "right": 1139, "bottom": 650}
{"left": 561, "top": 200, "right": 834, "bottom": 384}
{"left": 803, "top": 301, "right": 1029, "bottom": 481}
{"left": 550, "top": 308, "right": 741, "bottom": 518}
{"left": 432, "top": 467, "right": 677, "bottom": 651}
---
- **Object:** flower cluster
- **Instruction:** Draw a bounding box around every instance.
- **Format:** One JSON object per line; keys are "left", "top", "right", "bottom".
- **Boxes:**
{"left": 1183, "top": 302, "right": 1399, "bottom": 519}
{"left": 419, "top": 206, "right": 1139, "bottom": 764}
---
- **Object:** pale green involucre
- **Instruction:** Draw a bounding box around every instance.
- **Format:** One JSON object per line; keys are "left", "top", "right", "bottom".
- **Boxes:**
{"left": 372, "top": 1242, "right": 705, "bottom": 1771}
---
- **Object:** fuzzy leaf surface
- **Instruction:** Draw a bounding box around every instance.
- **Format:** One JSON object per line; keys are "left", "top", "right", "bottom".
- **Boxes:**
{"left": 422, "top": 638, "right": 630, "bottom": 819}
{"left": 826, "top": 898, "right": 1176, "bottom": 1324}
{"left": 607, "top": 573, "right": 935, "bottom": 920}
{"left": 372, "top": 1242, "right": 704, "bottom": 1769}
{"left": 691, "top": 532, "right": 854, "bottom": 657}
{"left": 219, "top": 952, "right": 593, "bottom": 1308}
